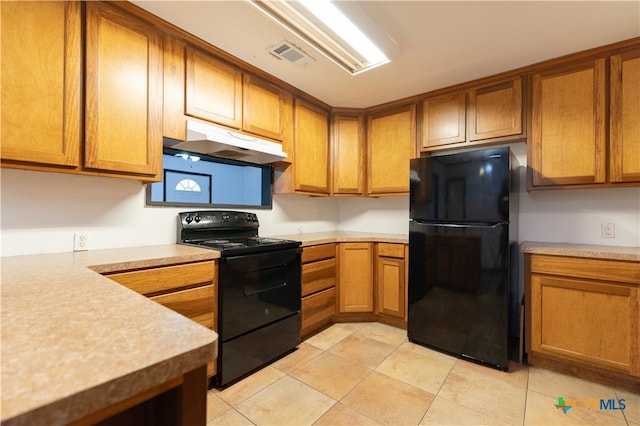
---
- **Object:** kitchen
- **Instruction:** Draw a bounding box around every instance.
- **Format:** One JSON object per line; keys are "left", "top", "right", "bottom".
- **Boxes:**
{"left": 2, "top": 1, "right": 640, "bottom": 425}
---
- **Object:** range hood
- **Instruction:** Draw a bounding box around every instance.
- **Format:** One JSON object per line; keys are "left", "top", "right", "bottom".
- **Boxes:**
{"left": 170, "top": 120, "right": 288, "bottom": 164}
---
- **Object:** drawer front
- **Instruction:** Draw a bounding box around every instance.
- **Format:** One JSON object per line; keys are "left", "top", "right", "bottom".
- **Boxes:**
{"left": 302, "top": 258, "right": 336, "bottom": 297}
{"left": 302, "top": 244, "right": 336, "bottom": 264}
{"left": 378, "top": 243, "right": 405, "bottom": 258}
{"left": 531, "top": 255, "right": 639, "bottom": 284}
{"left": 107, "top": 261, "right": 217, "bottom": 296}
{"left": 150, "top": 284, "right": 216, "bottom": 329}
{"left": 302, "top": 287, "right": 336, "bottom": 330}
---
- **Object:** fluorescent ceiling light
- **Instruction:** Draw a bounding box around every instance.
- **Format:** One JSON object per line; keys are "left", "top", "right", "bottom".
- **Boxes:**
{"left": 248, "top": 0, "right": 398, "bottom": 75}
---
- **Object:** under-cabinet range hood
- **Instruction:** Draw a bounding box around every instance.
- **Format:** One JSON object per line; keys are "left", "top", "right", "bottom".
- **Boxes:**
{"left": 170, "top": 120, "right": 287, "bottom": 164}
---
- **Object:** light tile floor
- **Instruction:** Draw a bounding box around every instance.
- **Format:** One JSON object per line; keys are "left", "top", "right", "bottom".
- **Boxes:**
{"left": 206, "top": 322, "right": 640, "bottom": 425}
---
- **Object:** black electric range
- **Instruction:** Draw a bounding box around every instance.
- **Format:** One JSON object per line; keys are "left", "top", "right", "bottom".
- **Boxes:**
{"left": 177, "top": 210, "right": 302, "bottom": 387}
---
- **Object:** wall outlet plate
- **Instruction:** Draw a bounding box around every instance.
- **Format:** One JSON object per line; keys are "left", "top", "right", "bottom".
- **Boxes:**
{"left": 74, "top": 232, "right": 88, "bottom": 251}
{"left": 601, "top": 223, "right": 615, "bottom": 239}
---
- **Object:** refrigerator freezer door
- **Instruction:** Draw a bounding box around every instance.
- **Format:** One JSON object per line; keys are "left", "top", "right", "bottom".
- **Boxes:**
{"left": 410, "top": 147, "right": 511, "bottom": 223}
{"left": 408, "top": 220, "right": 510, "bottom": 370}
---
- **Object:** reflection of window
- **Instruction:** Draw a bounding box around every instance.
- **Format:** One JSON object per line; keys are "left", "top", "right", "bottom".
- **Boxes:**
{"left": 175, "top": 179, "right": 201, "bottom": 192}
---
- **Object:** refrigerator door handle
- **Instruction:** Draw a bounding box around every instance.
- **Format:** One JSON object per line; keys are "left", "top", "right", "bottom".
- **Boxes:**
{"left": 410, "top": 220, "right": 506, "bottom": 228}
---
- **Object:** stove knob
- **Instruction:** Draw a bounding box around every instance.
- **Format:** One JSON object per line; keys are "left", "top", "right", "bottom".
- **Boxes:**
{"left": 245, "top": 214, "right": 252, "bottom": 222}
{"left": 194, "top": 215, "right": 201, "bottom": 223}
{"left": 222, "top": 213, "right": 230, "bottom": 222}
{"left": 185, "top": 215, "right": 193, "bottom": 224}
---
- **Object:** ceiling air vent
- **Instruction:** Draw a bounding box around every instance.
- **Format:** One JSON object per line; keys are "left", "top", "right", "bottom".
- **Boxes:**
{"left": 268, "top": 40, "right": 314, "bottom": 66}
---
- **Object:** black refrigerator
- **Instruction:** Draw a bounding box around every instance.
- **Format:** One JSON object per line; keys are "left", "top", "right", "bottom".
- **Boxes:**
{"left": 408, "top": 147, "right": 518, "bottom": 371}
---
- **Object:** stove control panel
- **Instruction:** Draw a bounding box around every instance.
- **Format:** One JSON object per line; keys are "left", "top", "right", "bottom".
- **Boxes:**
{"left": 178, "top": 210, "right": 259, "bottom": 230}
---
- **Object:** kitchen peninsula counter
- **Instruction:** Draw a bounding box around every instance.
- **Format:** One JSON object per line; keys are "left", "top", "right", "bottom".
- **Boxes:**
{"left": 271, "top": 231, "right": 409, "bottom": 246}
{"left": 1, "top": 244, "right": 220, "bottom": 425}
{"left": 520, "top": 241, "right": 640, "bottom": 261}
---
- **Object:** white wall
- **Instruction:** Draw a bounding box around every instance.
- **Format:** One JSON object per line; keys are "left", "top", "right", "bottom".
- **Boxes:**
{"left": 337, "top": 196, "right": 409, "bottom": 235}
{"left": 0, "top": 168, "right": 338, "bottom": 257}
{"left": 2, "top": 150, "right": 639, "bottom": 257}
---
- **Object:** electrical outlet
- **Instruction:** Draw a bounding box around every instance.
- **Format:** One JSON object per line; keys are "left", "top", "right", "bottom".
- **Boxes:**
{"left": 74, "top": 232, "right": 88, "bottom": 251}
{"left": 601, "top": 223, "right": 615, "bottom": 239}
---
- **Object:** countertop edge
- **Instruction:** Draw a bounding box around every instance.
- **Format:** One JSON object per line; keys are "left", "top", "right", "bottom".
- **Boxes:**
{"left": 1, "top": 244, "right": 221, "bottom": 424}
{"left": 268, "top": 231, "right": 409, "bottom": 246}
{"left": 520, "top": 241, "right": 640, "bottom": 262}
{"left": 3, "top": 340, "right": 217, "bottom": 426}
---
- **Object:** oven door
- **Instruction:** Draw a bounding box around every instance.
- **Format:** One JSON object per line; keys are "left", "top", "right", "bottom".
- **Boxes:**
{"left": 218, "top": 247, "right": 302, "bottom": 342}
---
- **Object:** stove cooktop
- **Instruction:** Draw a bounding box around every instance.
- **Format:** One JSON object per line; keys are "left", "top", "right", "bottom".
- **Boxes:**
{"left": 177, "top": 210, "right": 301, "bottom": 256}
{"left": 190, "top": 237, "right": 301, "bottom": 256}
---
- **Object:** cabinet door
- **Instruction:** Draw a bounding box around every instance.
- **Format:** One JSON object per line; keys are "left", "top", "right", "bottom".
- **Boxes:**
{"left": 185, "top": 47, "right": 242, "bottom": 129}
{"left": 420, "top": 93, "right": 466, "bottom": 149}
{"left": 610, "top": 49, "right": 640, "bottom": 183}
{"left": 530, "top": 59, "right": 606, "bottom": 186}
{"left": 367, "top": 104, "right": 416, "bottom": 195}
{"left": 338, "top": 243, "right": 374, "bottom": 313}
{"left": 85, "top": 2, "right": 162, "bottom": 177}
{"left": 0, "top": 1, "right": 81, "bottom": 167}
{"left": 468, "top": 78, "right": 522, "bottom": 141}
{"left": 332, "top": 112, "right": 366, "bottom": 195}
{"left": 293, "top": 99, "right": 331, "bottom": 194}
{"left": 376, "top": 244, "right": 406, "bottom": 319}
{"left": 163, "top": 35, "right": 187, "bottom": 141}
{"left": 530, "top": 274, "right": 639, "bottom": 375}
{"left": 243, "top": 74, "right": 286, "bottom": 140}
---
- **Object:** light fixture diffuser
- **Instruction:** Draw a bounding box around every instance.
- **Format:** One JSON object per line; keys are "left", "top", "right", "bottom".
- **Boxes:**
{"left": 248, "top": 0, "right": 399, "bottom": 75}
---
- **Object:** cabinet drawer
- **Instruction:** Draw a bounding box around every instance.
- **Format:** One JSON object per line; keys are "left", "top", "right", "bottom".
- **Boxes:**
{"left": 531, "top": 255, "right": 639, "bottom": 284}
{"left": 106, "top": 261, "right": 217, "bottom": 296}
{"left": 302, "top": 258, "right": 336, "bottom": 297}
{"left": 302, "top": 287, "right": 336, "bottom": 330}
{"left": 378, "top": 243, "right": 405, "bottom": 258}
{"left": 150, "top": 284, "right": 215, "bottom": 329}
{"left": 302, "top": 244, "right": 336, "bottom": 263}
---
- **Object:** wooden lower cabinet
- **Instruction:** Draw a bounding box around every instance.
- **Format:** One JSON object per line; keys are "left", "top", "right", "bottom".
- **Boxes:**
{"left": 338, "top": 243, "right": 374, "bottom": 313}
{"left": 301, "top": 244, "right": 336, "bottom": 338}
{"left": 375, "top": 243, "right": 407, "bottom": 321}
{"left": 525, "top": 253, "right": 640, "bottom": 389}
{"left": 71, "top": 366, "right": 207, "bottom": 426}
{"left": 105, "top": 260, "right": 218, "bottom": 378}
{"left": 301, "top": 241, "right": 409, "bottom": 339}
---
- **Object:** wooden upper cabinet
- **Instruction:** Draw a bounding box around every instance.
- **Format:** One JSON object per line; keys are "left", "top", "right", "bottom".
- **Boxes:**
{"left": 243, "top": 74, "right": 288, "bottom": 141}
{"left": 163, "top": 35, "right": 187, "bottom": 141}
{"left": 420, "top": 92, "right": 466, "bottom": 148}
{"left": 293, "top": 99, "right": 331, "bottom": 195}
{"left": 610, "top": 49, "right": 640, "bottom": 183}
{"left": 530, "top": 59, "right": 607, "bottom": 187}
{"left": 185, "top": 46, "right": 242, "bottom": 129}
{"left": 468, "top": 78, "right": 522, "bottom": 141}
{"left": 85, "top": 2, "right": 163, "bottom": 177}
{"left": 332, "top": 112, "right": 366, "bottom": 195}
{"left": 0, "top": 1, "right": 81, "bottom": 167}
{"left": 367, "top": 104, "right": 416, "bottom": 195}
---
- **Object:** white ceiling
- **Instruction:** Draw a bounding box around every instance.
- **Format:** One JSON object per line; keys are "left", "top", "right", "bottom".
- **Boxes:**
{"left": 133, "top": 1, "right": 640, "bottom": 108}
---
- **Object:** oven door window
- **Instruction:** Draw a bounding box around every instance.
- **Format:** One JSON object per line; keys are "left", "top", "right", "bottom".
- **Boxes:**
{"left": 219, "top": 249, "right": 301, "bottom": 341}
